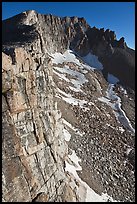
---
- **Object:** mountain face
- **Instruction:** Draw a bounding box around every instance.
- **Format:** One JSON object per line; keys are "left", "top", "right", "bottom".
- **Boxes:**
{"left": 2, "top": 10, "right": 135, "bottom": 90}
{"left": 2, "top": 10, "right": 135, "bottom": 202}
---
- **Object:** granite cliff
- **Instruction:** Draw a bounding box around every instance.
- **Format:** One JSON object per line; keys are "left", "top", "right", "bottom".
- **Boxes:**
{"left": 2, "top": 10, "right": 135, "bottom": 202}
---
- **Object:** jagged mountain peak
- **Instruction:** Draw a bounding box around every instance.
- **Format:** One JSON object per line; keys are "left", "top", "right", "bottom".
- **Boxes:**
{"left": 2, "top": 10, "right": 135, "bottom": 90}
{"left": 2, "top": 10, "right": 124, "bottom": 48}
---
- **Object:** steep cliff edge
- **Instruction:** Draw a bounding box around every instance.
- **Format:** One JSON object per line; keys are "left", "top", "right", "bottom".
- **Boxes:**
{"left": 2, "top": 10, "right": 135, "bottom": 202}
{"left": 2, "top": 46, "right": 69, "bottom": 202}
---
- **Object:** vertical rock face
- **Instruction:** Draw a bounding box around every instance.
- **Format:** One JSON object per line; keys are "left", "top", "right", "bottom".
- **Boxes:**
{"left": 2, "top": 45, "right": 68, "bottom": 202}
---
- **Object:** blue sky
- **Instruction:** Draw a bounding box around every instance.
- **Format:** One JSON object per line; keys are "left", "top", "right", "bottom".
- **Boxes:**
{"left": 2, "top": 2, "right": 135, "bottom": 49}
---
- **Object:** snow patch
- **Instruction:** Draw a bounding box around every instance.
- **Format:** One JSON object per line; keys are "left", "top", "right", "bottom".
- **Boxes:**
{"left": 68, "top": 150, "right": 82, "bottom": 171}
{"left": 62, "top": 119, "right": 77, "bottom": 131}
{"left": 62, "top": 95, "right": 87, "bottom": 107}
{"left": 69, "top": 86, "right": 80, "bottom": 92}
{"left": 120, "top": 86, "right": 128, "bottom": 96}
{"left": 51, "top": 50, "right": 82, "bottom": 66}
{"left": 63, "top": 128, "right": 71, "bottom": 142}
{"left": 82, "top": 52, "right": 103, "bottom": 70}
{"left": 126, "top": 147, "right": 132, "bottom": 156}
{"left": 88, "top": 101, "right": 101, "bottom": 112}
{"left": 118, "top": 126, "right": 125, "bottom": 133}
{"left": 51, "top": 49, "right": 103, "bottom": 73}
{"left": 54, "top": 65, "right": 88, "bottom": 91}
{"left": 98, "top": 84, "right": 135, "bottom": 134}
{"left": 57, "top": 87, "right": 88, "bottom": 108}
{"left": 65, "top": 149, "right": 119, "bottom": 202}
{"left": 62, "top": 118, "right": 84, "bottom": 136}
{"left": 53, "top": 69, "right": 70, "bottom": 82}
{"left": 107, "top": 73, "right": 119, "bottom": 85}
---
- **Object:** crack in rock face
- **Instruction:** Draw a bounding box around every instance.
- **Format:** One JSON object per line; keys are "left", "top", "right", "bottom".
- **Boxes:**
{"left": 2, "top": 10, "right": 135, "bottom": 202}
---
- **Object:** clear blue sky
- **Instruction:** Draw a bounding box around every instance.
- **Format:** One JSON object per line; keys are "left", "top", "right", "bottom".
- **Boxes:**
{"left": 2, "top": 2, "right": 135, "bottom": 49}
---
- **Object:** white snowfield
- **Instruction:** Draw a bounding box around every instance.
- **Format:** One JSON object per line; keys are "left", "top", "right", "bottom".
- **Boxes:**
{"left": 56, "top": 87, "right": 88, "bottom": 108}
{"left": 51, "top": 49, "right": 103, "bottom": 110}
{"left": 82, "top": 52, "right": 103, "bottom": 70}
{"left": 51, "top": 49, "right": 103, "bottom": 72}
{"left": 98, "top": 73, "right": 135, "bottom": 134}
{"left": 51, "top": 49, "right": 101, "bottom": 96}
{"left": 53, "top": 65, "right": 88, "bottom": 91}
{"left": 51, "top": 50, "right": 82, "bottom": 66}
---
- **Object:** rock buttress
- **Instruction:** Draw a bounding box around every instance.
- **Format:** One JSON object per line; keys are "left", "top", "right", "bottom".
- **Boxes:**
{"left": 2, "top": 47, "right": 68, "bottom": 202}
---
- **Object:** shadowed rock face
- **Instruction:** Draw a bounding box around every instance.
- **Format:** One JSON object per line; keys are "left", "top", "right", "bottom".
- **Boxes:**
{"left": 85, "top": 27, "right": 135, "bottom": 90}
{"left": 2, "top": 10, "right": 135, "bottom": 90}
{"left": 2, "top": 11, "right": 38, "bottom": 45}
{"left": 101, "top": 48, "right": 135, "bottom": 89}
{"left": 2, "top": 10, "right": 135, "bottom": 202}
